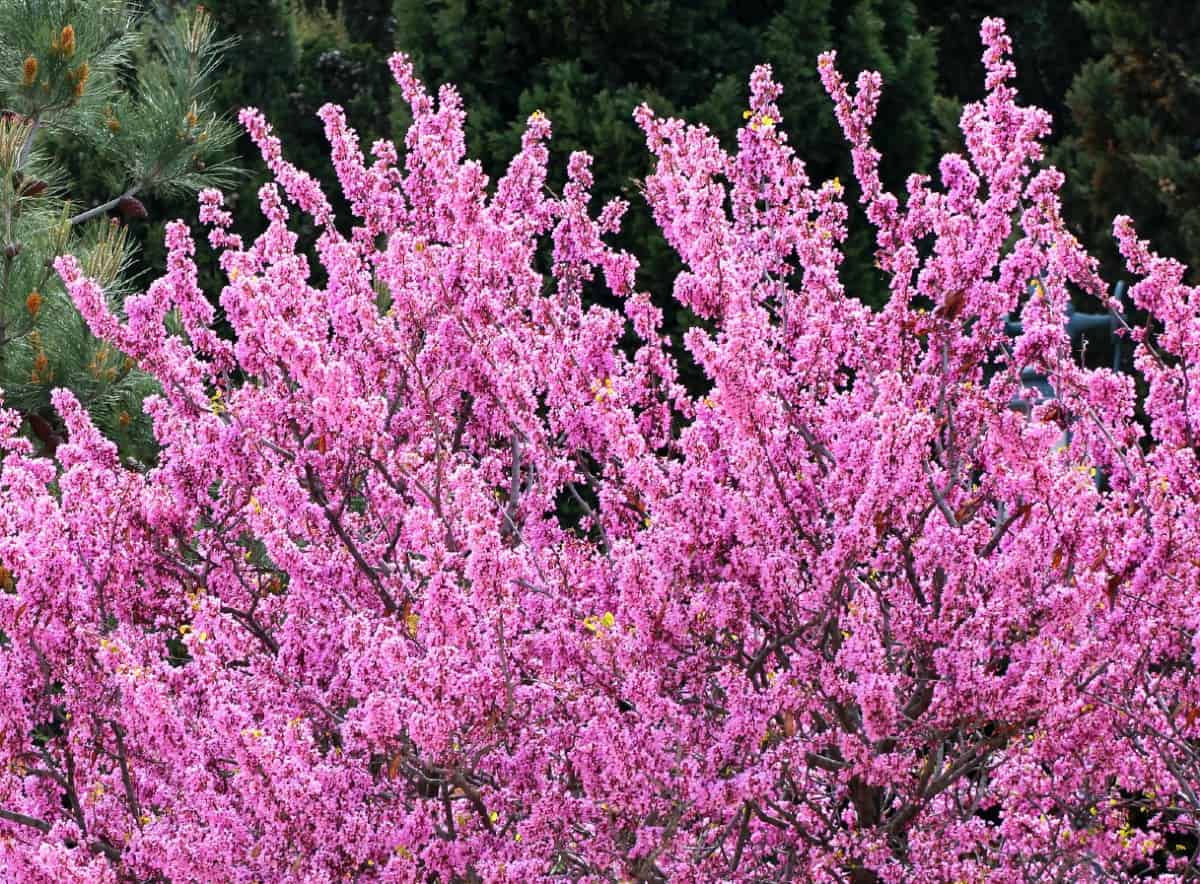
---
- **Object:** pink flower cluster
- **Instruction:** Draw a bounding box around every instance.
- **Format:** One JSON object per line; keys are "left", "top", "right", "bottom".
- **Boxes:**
{"left": 2, "top": 17, "right": 1199, "bottom": 882}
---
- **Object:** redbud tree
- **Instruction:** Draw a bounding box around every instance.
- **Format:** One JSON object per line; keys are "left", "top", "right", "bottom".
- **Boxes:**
{"left": 1, "top": 16, "right": 1198, "bottom": 883}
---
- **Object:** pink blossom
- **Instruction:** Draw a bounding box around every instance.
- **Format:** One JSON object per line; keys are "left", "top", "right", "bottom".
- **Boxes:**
{"left": 0, "top": 21, "right": 1196, "bottom": 883}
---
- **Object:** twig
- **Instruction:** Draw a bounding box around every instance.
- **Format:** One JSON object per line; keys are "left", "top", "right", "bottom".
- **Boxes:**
{"left": 68, "top": 186, "right": 140, "bottom": 227}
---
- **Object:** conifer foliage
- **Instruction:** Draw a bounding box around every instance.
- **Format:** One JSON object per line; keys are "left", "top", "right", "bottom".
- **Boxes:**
{"left": 1054, "top": 0, "right": 1200, "bottom": 285}
{"left": 0, "top": 1, "right": 235, "bottom": 465}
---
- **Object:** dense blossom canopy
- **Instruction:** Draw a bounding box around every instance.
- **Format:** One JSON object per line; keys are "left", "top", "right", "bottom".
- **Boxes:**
{"left": 1, "top": 17, "right": 1199, "bottom": 883}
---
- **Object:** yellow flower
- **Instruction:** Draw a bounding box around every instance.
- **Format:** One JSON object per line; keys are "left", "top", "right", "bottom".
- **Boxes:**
{"left": 584, "top": 611, "right": 616, "bottom": 634}
{"left": 592, "top": 377, "right": 616, "bottom": 403}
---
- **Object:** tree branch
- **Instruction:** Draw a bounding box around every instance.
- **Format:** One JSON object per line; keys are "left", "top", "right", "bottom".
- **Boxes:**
{"left": 68, "top": 186, "right": 140, "bottom": 227}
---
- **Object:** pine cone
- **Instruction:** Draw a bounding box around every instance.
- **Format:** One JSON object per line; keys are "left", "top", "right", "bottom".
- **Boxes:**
{"left": 117, "top": 196, "right": 148, "bottom": 221}
{"left": 14, "top": 173, "right": 47, "bottom": 197}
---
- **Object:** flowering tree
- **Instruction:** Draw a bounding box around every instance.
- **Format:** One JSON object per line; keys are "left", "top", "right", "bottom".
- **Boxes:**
{"left": 0, "top": 16, "right": 1198, "bottom": 882}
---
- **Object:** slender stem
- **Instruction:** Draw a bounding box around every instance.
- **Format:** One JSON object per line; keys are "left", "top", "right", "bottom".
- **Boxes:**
{"left": 109, "top": 720, "right": 143, "bottom": 823}
{"left": 68, "top": 186, "right": 140, "bottom": 227}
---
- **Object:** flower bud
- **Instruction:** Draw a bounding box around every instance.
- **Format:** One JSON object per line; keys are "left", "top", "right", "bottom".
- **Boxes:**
{"left": 25, "top": 289, "right": 40, "bottom": 318}
{"left": 69, "top": 62, "right": 89, "bottom": 98}
{"left": 58, "top": 24, "right": 76, "bottom": 58}
{"left": 21, "top": 55, "right": 37, "bottom": 87}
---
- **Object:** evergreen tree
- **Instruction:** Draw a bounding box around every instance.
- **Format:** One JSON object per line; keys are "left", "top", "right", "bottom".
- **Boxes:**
{"left": 0, "top": 1, "right": 236, "bottom": 465}
{"left": 914, "top": 0, "right": 1095, "bottom": 151}
{"left": 136, "top": 0, "right": 299, "bottom": 301}
{"left": 392, "top": 0, "right": 940, "bottom": 335}
{"left": 1053, "top": 0, "right": 1200, "bottom": 286}
{"left": 289, "top": 3, "right": 396, "bottom": 206}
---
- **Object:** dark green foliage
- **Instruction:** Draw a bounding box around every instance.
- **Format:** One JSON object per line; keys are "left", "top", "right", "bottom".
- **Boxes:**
{"left": 392, "top": 0, "right": 941, "bottom": 392}
{"left": 135, "top": 0, "right": 299, "bottom": 304}
{"left": 1052, "top": 1, "right": 1200, "bottom": 286}
{"left": 914, "top": 0, "right": 1094, "bottom": 146}
{"left": 0, "top": 1, "right": 236, "bottom": 466}
{"left": 11, "top": 0, "right": 1190, "bottom": 452}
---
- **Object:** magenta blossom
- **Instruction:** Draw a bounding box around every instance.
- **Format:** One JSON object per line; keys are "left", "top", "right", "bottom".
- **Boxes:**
{"left": 0, "top": 17, "right": 1197, "bottom": 883}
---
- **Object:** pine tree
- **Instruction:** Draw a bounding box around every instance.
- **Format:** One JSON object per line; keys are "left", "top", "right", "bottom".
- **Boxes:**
{"left": 1053, "top": 0, "right": 1200, "bottom": 286}
{"left": 135, "top": 0, "right": 298, "bottom": 302}
{"left": 0, "top": 1, "right": 236, "bottom": 465}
